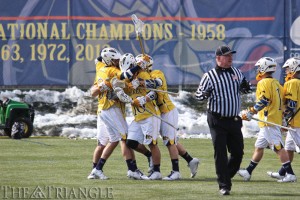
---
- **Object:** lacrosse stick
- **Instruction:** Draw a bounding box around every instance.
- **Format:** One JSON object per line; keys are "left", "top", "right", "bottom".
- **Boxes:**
{"left": 120, "top": 92, "right": 177, "bottom": 130}
{"left": 143, "top": 107, "right": 178, "bottom": 130}
{"left": 132, "top": 14, "right": 145, "bottom": 55}
{"left": 252, "top": 117, "right": 296, "bottom": 131}
{"left": 139, "top": 87, "right": 179, "bottom": 96}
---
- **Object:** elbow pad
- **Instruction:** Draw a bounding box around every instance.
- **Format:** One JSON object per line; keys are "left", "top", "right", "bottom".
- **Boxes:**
{"left": 143, "top": 78, "right": 162, "bottom": 89}
{"left": 254, "top": 96, "right": 269, "bottom": 111}
{"left": 114, "top": 87, "right": 132, "bottom": 103}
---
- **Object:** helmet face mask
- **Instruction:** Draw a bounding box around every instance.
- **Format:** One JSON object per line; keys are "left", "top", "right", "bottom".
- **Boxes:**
{"left": 119, "top": 53, "right": 136, "bottom": 72}
{"left": 100, "top": 47, "right": 121, "bottom": 66}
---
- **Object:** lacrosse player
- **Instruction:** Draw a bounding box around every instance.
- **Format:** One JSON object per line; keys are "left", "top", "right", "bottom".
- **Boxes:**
{"left": 112, "top": 53, "right": 162, "bottom": 180}
{"left": 88, "top": 55, "right": 109, "bottom": 178}
{"left": 238, "top": 57, "right": 297, "bottom": 183}
{"left": 267, "top": 57, "right": 300, "bottom": 181}
{"left": 88, "top": 48, "right": 148, "bottom": 180}
{"left": 135, "top": 54, "right": 200, "bottom": 180}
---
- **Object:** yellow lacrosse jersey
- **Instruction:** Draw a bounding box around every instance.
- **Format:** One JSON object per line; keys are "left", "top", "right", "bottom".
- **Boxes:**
{"left": 150, "top": 70, "right": 175, "bottom": 113}
{"left": 130, "top": 71, "right": 160, "bottom": 122}
{"left": 256, "top": 78, "right": 283, "bottom": 128}
{"left": 94, "top": 61, "right": 106, "bottom": 82}
{"left": 94, "top": 66, "right": 125, "bottom": 114}
{"left": 283, "top": 78, "right": 300, "bottom": 127}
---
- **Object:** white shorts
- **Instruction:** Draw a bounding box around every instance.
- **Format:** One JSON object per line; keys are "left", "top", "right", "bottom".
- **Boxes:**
{"left": 127, "top": 116, "right": 160, "bottom": 145}
{"left": 285, "top": 128, "right": 300, "bottom": 151}
{"left": 100, "top": 106, "right": 128, "bottom": 143}
{"left": 161, "top": 108, "right": 178, "bottom": 145}
{"left": 255, "top": 126, "right": 284, "bottom": 151}
{"left": 97, "top": 115, "right": 109, "bottom": 146}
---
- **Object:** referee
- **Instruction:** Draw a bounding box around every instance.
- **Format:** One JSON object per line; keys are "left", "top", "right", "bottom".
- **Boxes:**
{"left": 195, "top": 45, "right": 251, "bottom": 195}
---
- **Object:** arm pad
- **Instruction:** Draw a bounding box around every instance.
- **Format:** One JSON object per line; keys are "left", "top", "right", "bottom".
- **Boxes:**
{"left": 145, "top": 79, "right": 162, "bottom": 89}
{"left": 253, "top": 96, "right": 269, "bottom": 111}
{"left": 284, "top": 99, "right": 297, "bottom": 119}
{"left": 120, "top": 66, "right": 140, "bottom": 80}
{"left": 114, "top": 87, "right": 132, "bottom": 103}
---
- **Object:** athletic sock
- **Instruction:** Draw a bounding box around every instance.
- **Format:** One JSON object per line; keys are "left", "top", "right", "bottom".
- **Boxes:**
{"left": 153, "top": 164, "right": 160, "bottom": 172}
{"left": 126, "top": 159, "right": 136, "bottom": 171}
{"left": 95, "top": 158, "right": 106, "bottom": 171}
{"left": 171, "top": 159, "right": 179, "bottom": 172}
{"left": 181, "top": 152, "right": 193, "bottom": 163}
{"left": 246, "top": 160, "right": 258, "bottom": 175}
{"left": 93, "top": 162, "right": 97, "bottom": 169}
{"left": 278, "top": 166, "right": 286, "bottom": 176}
{"left": 282, "top": 161, "right": 295, "bottom": 175}
{"left": 132, "top": 160, "right": 138, "bottom": 169}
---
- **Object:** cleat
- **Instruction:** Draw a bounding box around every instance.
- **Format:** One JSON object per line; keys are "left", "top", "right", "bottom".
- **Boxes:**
{"left": 87, "top": 172, "right": 96, "bottom": 179}
{"left": 188, "top": 158, "right": 200, "bottom": 178}
{"left": 237, "top": 169, "right": 251, "bottom": 181}
{"left": 148, "top": 171, "right": 162, "bottom": 180}
{"left": 162, "top": 171, "right": 181, "bottom": 181}
{"left": 219, "top": 188, "right": 230, "bottom": 195}
{"left": 127, "top": 169, "right": 149, "bottom": 180}
{"left": 148, "top": 156, "right": 154, "bottom": 173}
{"left": 278, "top": 174, "right": 297, "bottom": 183}
{"left": 267, "top": 171, "right": 284, "bottom": 180}
{"left": 87, "top": 168, "right": 108, "bottom": 180}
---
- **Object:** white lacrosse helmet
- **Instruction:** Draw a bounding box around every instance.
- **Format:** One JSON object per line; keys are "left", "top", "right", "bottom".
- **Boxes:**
{"left": 255, "top": 57, "right": 277, "bottom": 74}
{"left": 135, "top": 54, "right": 154, "bottom": 70}
{"left": 100, "top": 47, "right": 121, "bottom": 66}
{"left": 282, "top": 57, "right": 300, "bottom": 73}
{"left": 119, "top": 53, "right": 136, "bottom": 72}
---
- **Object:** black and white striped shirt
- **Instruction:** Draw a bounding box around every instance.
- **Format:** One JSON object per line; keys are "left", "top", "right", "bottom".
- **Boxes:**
{"left": 195, "top": 66, "right": 246, "bottom": 117}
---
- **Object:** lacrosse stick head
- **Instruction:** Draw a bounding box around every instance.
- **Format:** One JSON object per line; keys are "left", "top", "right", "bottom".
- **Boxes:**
{"left": 131, "top": 14, "right": 144, "bottom": 35}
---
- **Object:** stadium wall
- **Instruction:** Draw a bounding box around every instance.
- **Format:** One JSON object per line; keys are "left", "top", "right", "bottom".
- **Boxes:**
{"left": 0, "top": 0, "right": 300, "bottom": 88}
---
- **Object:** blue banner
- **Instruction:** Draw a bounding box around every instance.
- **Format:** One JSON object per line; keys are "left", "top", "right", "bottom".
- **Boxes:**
{"left": 0, "top": 0, "right": 299, "bottom": 87}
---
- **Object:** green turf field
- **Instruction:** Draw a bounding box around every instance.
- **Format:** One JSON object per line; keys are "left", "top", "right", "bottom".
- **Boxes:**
{"left": 0, "top": 137, "right": 299, "bottom": 199}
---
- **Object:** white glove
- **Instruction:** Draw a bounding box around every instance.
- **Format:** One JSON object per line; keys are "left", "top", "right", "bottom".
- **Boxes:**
{"left": 130, "top": 79, "right": 140, "bottom": 89}
{"left": 114, "top": 87, "right": 132, "bottom": 103}
{"left": 146, "top": 91, "right": 157, "bottom": 100}
{"left": 98, "top": 81, "right": 110, "bottom": 92}
{"left": 241, "top": 109, "right": 253, "bottom": 121}
{"left": 132, "top": 96, "right": 147, "bottom": 107}
{"left": 111, "top": 77, "right": 125, "bottom": 90}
